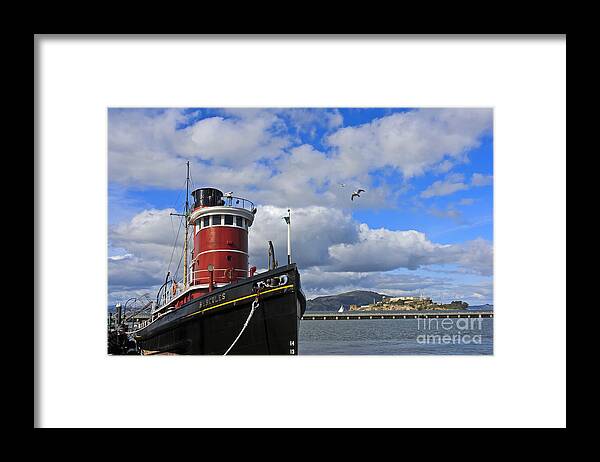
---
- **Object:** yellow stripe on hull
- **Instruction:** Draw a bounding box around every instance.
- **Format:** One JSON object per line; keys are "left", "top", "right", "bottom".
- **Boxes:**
{"left": 183, "top": 284, "right": 295, "bottom": 319}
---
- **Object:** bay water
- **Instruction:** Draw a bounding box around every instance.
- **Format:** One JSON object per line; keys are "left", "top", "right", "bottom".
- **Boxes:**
{"left": 298, "top": 313, "right": 493, "bottom": 355}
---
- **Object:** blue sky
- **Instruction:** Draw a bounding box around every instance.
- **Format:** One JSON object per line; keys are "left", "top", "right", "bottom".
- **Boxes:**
{"left": 108, "top": 108, "right": 493, "bottom": 305}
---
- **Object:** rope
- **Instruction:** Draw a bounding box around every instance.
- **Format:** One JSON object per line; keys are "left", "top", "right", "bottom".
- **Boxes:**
{"left": 223, "top": 296, "right": 260, "bottom": 355}
{"left": 174, "top": 241, "right": 185, "bottom": 281}
{"left": 167, "top": 214, "right": 183, "bottom": 275}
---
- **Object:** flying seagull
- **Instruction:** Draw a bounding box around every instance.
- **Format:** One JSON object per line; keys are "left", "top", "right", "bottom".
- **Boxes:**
{"left": 351, "top": 189, "right": 365, "bottom": 201}
{"left": 339, "top": 183, "right": 346, "bottom": 188}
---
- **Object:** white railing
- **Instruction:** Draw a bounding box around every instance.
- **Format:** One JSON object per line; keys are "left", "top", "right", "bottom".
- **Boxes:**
{"left": 160, "top": 277, "right": 186, "bottom": 307}
{"left": 220, "top": 195, "right": 255, "bottom": 212}
{"left": 156, "top": 266, "right": 249, "bottom": 310}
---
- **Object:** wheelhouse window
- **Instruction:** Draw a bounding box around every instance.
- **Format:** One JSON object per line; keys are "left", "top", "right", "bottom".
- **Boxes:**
{"left": 212, "top": 215, "right": 222, "bottom": 226}
{"left": 224, "top": 215, "right": 234, "bottom": 226}
{"left": 236, "top": 216, "right": 243, "bottom": 227}
{"left": 203, "top": 216, "right": 210, "bottom": 227}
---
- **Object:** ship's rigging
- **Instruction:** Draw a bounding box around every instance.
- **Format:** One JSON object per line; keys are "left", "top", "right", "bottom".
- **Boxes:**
{"left": 169, "top": 161, "right": 191, "bottom": 290}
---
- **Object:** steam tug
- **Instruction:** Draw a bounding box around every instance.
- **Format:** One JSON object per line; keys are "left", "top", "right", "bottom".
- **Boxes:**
{"left": 119, "top": 163, "right": 306, "bottom": 355}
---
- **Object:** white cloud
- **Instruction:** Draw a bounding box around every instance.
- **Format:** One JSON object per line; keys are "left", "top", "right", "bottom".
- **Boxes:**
{"left": 326, "top": 108, "right": 492, "bottom": 179}
{"left": 108, "top": 205, "right": 493, "bottom": 305}
{"left": 107, "top": 108, "right": 494, "bottom": 306}
{"left": 183, "top": 113, "right": 290, "bottom": 165}
{"left": 421, "top": 173, "right": 470, "bottom": 198}
{"left": 107, "top": 285, "right": 163, "bottom": 307}
{"left": 108, "top": 255, "right": 166, "bottom": 291}
{"left": 277, "top": 108, "right": 344, "bottom": 137}
{"left": 299, "top": 268, "right": 439, "bottom": 297}
{"left": 471, "top": 173, "right": 493, "bottom": 187}
{"left": 248, "top": 205, "right": 359, "bottom": 269}
{"left": 434, "top": 159, "right": 456, "bottom": 174}
{"left": 299, "top": 267, "right": 493, "bottom": 305}
{"left": 108, "top": 108, "right": 492, "bottom": 209}
{"left": 327, "top": 223, "right": 492, "bottom": 275}
{"left": 108, "top": 208, "right": 187, "bottom": 291}
{"left": 108, "top": 109, "right": 291, "bottom": 189}
{"left": 429, "top": 206, "right": 462, "bottom": 220}
{"left": 110, "top": 208, "right": 180, "bottom": 249}
{"left": 421, "top": 170, "right": 493, "bottom": 200}
{"left": 453, "top": 238, "right": 494, "bottom": 276}
{"left": 108, "top": 109, "right": 189, "bottom": 189}
{"left": 108, "top": 253, "right": 132, "bottom": 261}
{"left": 247, "top": 144, "right": 394, "bottom": 209}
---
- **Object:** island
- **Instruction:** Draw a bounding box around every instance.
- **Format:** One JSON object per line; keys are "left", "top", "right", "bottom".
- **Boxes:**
{"left": 349, "top": 296, "right": 468, "bottom": 312}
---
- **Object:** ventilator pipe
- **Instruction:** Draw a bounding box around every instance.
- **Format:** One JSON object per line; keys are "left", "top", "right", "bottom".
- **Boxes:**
{"left": 208, "top": 264, "right": 214, "bottom": 292}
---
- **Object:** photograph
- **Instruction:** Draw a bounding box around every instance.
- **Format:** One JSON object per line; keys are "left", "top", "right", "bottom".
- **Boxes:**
{"left": 36, "top": 35, "right": 565, "bottom": 429}
{"left": 107, "top": 107, "right": 494, "bottom": 355}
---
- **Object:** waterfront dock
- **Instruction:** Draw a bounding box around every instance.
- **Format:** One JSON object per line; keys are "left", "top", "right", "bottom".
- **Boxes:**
{"left": 301, "top": 311, "right": 494, "bottom": 320}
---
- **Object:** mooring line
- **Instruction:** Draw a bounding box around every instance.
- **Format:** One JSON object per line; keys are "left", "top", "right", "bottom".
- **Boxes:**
{"left": 223, "top": 296, "right": 260, "bottom": 355}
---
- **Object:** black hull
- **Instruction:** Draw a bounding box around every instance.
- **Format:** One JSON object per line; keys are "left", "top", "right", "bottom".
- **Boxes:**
{"left": 133, "top": 264, "right": 305, "bottom": 355}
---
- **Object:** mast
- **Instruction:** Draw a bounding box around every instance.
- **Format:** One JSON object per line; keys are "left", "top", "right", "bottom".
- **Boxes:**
{"left": 184, "top": 161, "right": 190, "bottom": 288}
{"left": 286, "top": 208, "right": 292, "bottom": 265}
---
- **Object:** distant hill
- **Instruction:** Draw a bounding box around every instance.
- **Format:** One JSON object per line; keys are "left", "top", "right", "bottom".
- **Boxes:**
{"left": 467, "top": 304, "right": 494, "bottom": 311}
{"left": 306, "top": 290, "right": 388, "bottom": 312}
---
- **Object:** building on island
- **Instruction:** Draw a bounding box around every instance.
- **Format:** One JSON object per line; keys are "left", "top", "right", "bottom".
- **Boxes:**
{"left": 349, "top": 295, "right": 468, "bottom": 312}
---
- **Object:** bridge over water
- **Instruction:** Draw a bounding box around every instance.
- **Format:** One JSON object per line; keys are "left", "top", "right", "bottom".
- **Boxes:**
{"left": 301, "top": 311, "right": 494, "bottom": 320}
